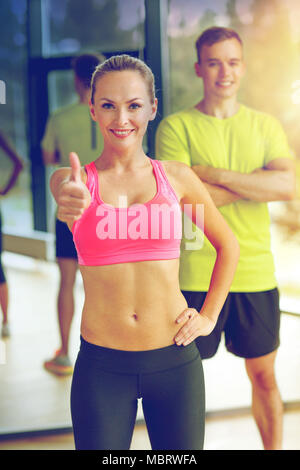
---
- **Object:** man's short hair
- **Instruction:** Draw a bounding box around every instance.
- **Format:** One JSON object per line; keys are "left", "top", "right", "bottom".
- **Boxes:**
{"left": 71, "top": 53, "right": 105, "bottom": 89}
{"left": 195, "top": 26, "right": 243, "bottom": 63}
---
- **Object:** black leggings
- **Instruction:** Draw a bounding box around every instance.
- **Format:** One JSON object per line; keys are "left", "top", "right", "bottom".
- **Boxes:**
{"left": 71, "top": 337, "right": 205, "bottom": 450}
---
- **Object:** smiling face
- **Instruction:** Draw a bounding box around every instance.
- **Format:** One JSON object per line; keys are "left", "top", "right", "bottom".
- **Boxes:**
{"left": 195, "top": 38, "right": 246, "bottom": 101}
{"left": 89, "top": 70, "right": 157, "bottom": 152}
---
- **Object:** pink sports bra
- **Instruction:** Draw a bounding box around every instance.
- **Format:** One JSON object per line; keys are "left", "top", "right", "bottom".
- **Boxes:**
{"left": 72, "top": 158, "right": 182, "bottom": 266}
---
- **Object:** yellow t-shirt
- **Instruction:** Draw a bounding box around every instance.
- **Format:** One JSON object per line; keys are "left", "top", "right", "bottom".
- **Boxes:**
{"left": 41, "top": 102, "right": 104, "bottom": 166}
{"left": 155, "top": 104, "right": 293, "bottom": 292}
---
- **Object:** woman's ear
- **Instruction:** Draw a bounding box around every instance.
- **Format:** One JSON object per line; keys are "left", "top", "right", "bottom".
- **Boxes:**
{"left": 149, "top": 97, "right": 158, "bottom": 121}
{"left": 89, "top": 99, "right": 97, "bottom": 122}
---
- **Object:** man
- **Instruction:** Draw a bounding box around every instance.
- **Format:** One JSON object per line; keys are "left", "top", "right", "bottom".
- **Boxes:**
{"left": 42, "top": 53, "right": 104, "bottom": 375}
{"left": 155, "top": 27, "right": 296, "bottom": 450}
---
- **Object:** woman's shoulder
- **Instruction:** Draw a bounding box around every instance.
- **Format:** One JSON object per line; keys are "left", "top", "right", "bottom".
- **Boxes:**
{"left": 156, "top": 159, "right": 197, "bottom": 200}
{"left": 158, "top": 159, "right": 193, "bottom": 178}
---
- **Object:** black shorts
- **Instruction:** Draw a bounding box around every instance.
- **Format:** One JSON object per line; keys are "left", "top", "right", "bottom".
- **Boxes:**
{"left": 55, "top": 218, "right": 77, "bottom": 259}
{"left": 181, "top": 288, "right": 280, "bottom": 359}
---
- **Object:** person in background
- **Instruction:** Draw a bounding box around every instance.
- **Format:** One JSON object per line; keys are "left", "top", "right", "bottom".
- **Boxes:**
{"left": 0, "top": 131, "right": 23, "bottom": 337}
{"left": 156, "top": 26, "right": 296, "bottom": 450}
{"left": 41, "top": 53, "right": 105, "bottom": 375}
{"left": 50, "top": 54, "right": 239, "bottom": 450}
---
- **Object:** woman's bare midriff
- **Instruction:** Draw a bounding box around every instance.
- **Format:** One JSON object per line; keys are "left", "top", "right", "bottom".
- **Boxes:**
{"left": 79, "top": 259, "right": 188, "bottom": 351}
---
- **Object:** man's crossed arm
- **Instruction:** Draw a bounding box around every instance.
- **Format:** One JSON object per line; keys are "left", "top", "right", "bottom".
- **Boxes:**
{"left": 192, "top": 158, "right": 296, "bottom": 207}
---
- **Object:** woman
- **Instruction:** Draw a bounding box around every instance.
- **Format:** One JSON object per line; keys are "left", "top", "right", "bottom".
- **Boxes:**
{"left": 50, "top": 55, "right": 239, "bottom": 450}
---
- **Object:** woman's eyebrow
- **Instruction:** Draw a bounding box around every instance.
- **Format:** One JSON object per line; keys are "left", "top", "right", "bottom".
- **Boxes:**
{"left": 98, "top": 97, "right": 144, "bottom": 103}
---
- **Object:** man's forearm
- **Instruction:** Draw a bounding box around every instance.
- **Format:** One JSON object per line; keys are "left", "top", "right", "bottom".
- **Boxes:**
{"left": 42, "top": 149, "right": 59, "bottom": 166}
{"left": 193, "top": 160, "right": 295, "bottom": 203}
{"left": 219, "top": 168, "right": 295, "bottom": 202}
{"left": 0, "top": 132, "right": 24, "bottom": 195}
{"left": 203, "top": 182, "right": 241, "bottom": 207}
{"left": 192, "top": 165, "right": 241, "bottom": 207}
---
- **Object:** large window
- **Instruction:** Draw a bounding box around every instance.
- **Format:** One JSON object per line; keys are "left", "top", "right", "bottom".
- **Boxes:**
{"left": 41, "top": 0, "right": 145, "bottom": 56}
{"left": 0, "top": 0, "right": 32, "bottom": 232}
{"left": 1, "top": 0, "right": 146, "bottom": 237}
{"left": 37, "top": 0, "right": 146, "bottom": 232}
{"left": 167, "top": 0, "right": 300, "bottom": 312}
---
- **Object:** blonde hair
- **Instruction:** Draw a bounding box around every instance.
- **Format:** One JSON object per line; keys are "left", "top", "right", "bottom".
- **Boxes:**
{"left": 91, "top": 54, "right": 156, "bottom": 104}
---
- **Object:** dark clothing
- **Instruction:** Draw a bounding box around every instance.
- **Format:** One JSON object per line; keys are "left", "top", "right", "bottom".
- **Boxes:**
{"left": 55, "top": 218, "right": 77, "bottom": 259}
{"left": 71, "top": 336, "right": 205, "bottom": 450}
{"left": 182, "top": 288, "right": 280, "bottom": 359}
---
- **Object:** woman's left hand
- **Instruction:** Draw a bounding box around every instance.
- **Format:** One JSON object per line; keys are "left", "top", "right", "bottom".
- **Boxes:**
{"left": 174, "top": 308, "right": 216, "bottom": 346}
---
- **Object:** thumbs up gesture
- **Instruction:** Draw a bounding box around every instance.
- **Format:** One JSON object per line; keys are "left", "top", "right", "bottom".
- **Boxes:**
{"left": 55, "top": 152, "right": 91, "bottom": 226}
{"left": 69, "top": 151, "right": 82, "bottom": 184}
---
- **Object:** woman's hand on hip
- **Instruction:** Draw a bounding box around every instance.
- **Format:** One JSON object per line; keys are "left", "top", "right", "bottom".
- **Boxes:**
{"left": 174, "top": 308, "right": 216, "bottom": 346}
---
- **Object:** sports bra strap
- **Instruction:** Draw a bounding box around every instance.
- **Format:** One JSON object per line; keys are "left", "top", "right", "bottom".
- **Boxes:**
{"left": 84, "top": 162, "right": 98, "bottom": 199}
{"left": 152, "top": 159, "right": 180, "bottom": 203}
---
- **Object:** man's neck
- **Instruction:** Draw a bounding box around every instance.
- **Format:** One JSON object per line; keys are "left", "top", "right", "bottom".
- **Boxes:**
{"left": 195, "top": 98, "right": 240, "bottom": 119}
{"left": 78, "top": 90, "right": 90, "bottom": 105}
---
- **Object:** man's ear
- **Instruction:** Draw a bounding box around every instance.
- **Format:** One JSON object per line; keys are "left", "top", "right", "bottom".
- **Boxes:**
{"left": 194, "top": 62, "right": 203, "bottom": 78}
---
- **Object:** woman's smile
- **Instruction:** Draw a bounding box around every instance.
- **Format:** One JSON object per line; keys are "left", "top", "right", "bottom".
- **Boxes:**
{"left": 110, "top": 128, "right": 135, "bottom": 139}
